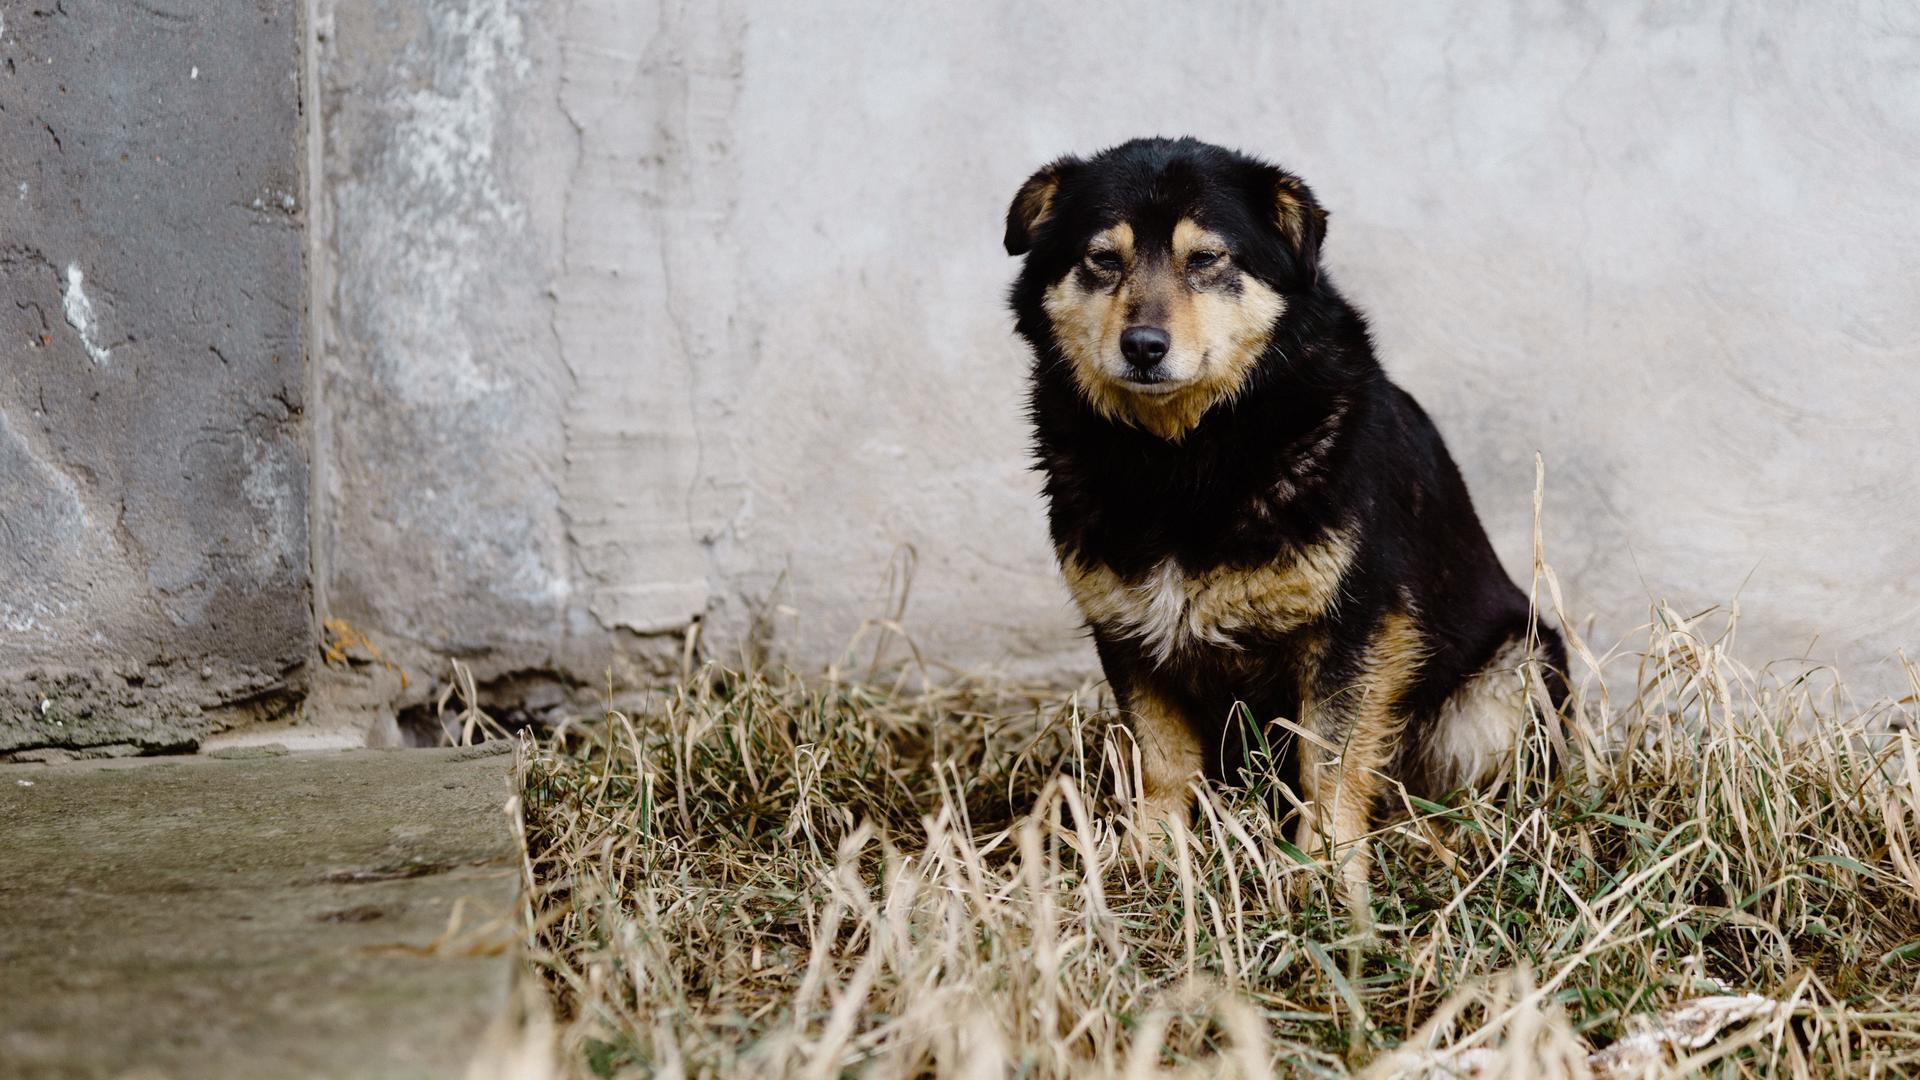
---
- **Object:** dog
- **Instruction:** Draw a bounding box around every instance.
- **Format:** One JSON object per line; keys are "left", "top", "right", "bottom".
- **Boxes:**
{"left": 1004, "top": 137, "right": 1566, "bottom": 902}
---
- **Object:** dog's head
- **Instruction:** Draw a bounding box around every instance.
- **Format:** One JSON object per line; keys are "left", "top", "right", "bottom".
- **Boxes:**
{"left": 1006, "top": 137, "right": 1326, "bottom": 441}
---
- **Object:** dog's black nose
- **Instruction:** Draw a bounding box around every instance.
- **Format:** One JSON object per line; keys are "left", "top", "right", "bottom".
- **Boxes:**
{"left": 1119, "top": 326, "right": 1170, "bottom": 369}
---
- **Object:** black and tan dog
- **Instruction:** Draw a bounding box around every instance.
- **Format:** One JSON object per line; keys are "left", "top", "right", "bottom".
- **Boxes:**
{"left": 1004, "top": 137, "right": 1565, "bottom": 898}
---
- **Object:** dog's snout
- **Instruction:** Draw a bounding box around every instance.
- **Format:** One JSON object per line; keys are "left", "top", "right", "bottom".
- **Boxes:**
{"left": 1119, "top": 326, "right": 1171, "bottom": 369}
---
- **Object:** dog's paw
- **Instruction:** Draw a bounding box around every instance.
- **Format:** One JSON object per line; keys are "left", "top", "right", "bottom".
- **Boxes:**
{"left": 1118, "top": 791, "right": 1194, "bottom": 866}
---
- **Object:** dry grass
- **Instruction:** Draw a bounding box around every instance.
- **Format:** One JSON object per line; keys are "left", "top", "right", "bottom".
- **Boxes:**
{"left": 507, "top": 472, "right": 1918, "bottom": 1079}
{"left": 509, "top": 595, "right": 1920, "bottom": 1079}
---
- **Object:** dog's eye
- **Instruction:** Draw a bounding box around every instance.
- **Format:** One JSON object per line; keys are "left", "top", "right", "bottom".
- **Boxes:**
{"left": 1187, "top": 250, "right": 1226, "bottom": 270}
{"left": 1085, "top": 251, "right": 1124, "bottom": 273}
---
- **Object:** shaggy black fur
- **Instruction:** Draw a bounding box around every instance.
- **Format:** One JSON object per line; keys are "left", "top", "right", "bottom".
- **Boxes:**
{"left": 1006, "top": 137, "right": 1565, "bottom": 796}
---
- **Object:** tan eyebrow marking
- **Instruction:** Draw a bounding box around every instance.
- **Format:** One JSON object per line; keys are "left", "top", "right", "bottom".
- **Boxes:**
{"left": 1172, "top": 218, "right": 1230, "bottom": 263}
{"left": 1087, "top": 222, "right": 1136, "bottom": 261}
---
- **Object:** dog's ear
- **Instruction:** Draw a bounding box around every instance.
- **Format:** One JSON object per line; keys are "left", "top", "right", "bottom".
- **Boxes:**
{"left": 1004, "top": 157, "right": 1078, "bottom": 256}
{"left": 1267, "top": 168, "right": 1328, "bottom": 287}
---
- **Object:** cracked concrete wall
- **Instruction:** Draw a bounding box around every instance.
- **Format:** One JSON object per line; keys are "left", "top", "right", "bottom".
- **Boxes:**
{"left": 0, "top": 1, "right": 311, "bottom": 755}
{"left": 316, "top": 2, "right": 1920, "bottom": 706}
{"left": 311, "top": 0, "right": 584, "bottom": 714}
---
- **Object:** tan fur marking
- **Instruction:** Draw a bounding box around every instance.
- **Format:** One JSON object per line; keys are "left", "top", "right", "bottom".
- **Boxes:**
{"left": 1014, "top": 174, "right": 1062, "bottom": 237}
{"left": 1273, "top": 183, "right": 1307, "bottom": 250}
{"left": 1043, "top": 217, "right": 1284, "bottom": 442}
{"left": 1088, "top": 221, "right": 1135, "bottom": 263}
{"left": 1298, "top": 611, "right": 1428, "bottom": 912}
{"left": 1170, "top": 219, "right": 1226, "bottom": 265}
{"left": 1272, "top": 178, "right": 1323, "bottom": 254}
{"left": 1125, "top": 683, "right": 1204, "bottom": 831}
{"left": 1059, "top": 530, "right": 1354, "bottom": 666}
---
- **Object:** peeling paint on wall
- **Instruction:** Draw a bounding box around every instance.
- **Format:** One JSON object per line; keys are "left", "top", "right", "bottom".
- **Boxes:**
{"left": 317, "top": 0, "right": 578, "bottom": 684}
{"left": 339, "top": 0, "right": 529, "bottom": 408}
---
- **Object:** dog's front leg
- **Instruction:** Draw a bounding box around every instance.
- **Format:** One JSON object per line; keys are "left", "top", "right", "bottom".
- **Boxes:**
{"left": 1092, "top": 632, "right": 1204, "bottom": 837}
{"left": 1122, "top": 682, "right": 1205, "bottom": 835}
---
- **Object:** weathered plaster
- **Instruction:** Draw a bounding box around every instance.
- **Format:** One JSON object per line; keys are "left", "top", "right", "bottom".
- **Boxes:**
{"left": 313, "top": 0, "right": 577, "bottom": 702}
{"left": 550, "top": 1, "right": 745, "bottom": 640}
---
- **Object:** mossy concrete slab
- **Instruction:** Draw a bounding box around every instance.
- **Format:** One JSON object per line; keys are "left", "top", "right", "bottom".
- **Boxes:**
{"left": 0, "top": 744, "right": 534, "bottom": 1079}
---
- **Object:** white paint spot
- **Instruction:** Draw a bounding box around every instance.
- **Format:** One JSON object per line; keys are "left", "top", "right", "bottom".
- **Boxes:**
{"left": 61, "top": 265, "right": 111, "bottom": 365}
{"left": 16, "top": 182, "right": 26, "bottom": 200}
{"left": 191, "top": 66, "right": 200, "bottom": 80}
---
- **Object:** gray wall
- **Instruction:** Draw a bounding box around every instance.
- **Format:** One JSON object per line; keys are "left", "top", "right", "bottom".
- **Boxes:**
{"left": 314, "top": 1, "right": 1920, "bottom": 708}
{"left": 3, "top": 2, "right": 1914, "bottom": 752}
{"left": 1, "top": 2, "right": 311, "bottom": 755}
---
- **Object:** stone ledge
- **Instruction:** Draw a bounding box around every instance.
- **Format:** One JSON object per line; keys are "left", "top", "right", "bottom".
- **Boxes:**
{"left": 0, "top": 745, "right": 545, "bottom": 1079}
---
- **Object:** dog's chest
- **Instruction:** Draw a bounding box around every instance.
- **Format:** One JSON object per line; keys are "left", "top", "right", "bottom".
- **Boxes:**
{"left": 1060, "top": 533, "right": 1352, "bottom": 666}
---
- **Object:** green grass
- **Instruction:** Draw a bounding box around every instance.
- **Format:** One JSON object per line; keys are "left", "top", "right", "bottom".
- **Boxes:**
{"left": 509, "top": 599, "right": 1920, "bottom": 1079}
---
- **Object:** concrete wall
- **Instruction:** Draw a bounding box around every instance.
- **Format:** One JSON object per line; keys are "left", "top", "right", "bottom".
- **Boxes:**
{"left": 311, "top": 0, "right": 583, "bottom": 720}
{"left": 314, "top": 2, "right": 1917, "bottom": 710}
{"left": 314, "top": 0, "right": 1920, "bottom": 703}
{"left": 0, "top": 2, "right": 311, "bottom": 756}
{"left": 2, "top": 3, "right": 1912, "bottom": 753}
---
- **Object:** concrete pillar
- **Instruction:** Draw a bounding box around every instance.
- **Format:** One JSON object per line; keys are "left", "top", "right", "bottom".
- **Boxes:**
{"left": 0, "top": 2, "right": 311, "bottom": 757}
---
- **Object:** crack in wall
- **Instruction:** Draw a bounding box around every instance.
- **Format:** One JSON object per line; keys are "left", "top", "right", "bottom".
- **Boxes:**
{"left": 550, "top": 0, "right": 750, "bottom": 639}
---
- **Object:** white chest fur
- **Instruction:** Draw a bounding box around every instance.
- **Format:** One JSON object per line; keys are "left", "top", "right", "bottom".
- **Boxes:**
{"left": 1059, "top": 533, "right": 1354, "bottom": 666}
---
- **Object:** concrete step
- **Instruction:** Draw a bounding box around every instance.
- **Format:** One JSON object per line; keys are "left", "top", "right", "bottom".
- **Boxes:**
{"left": 0, "top": 744, "right": 547, "bottom": 1079}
